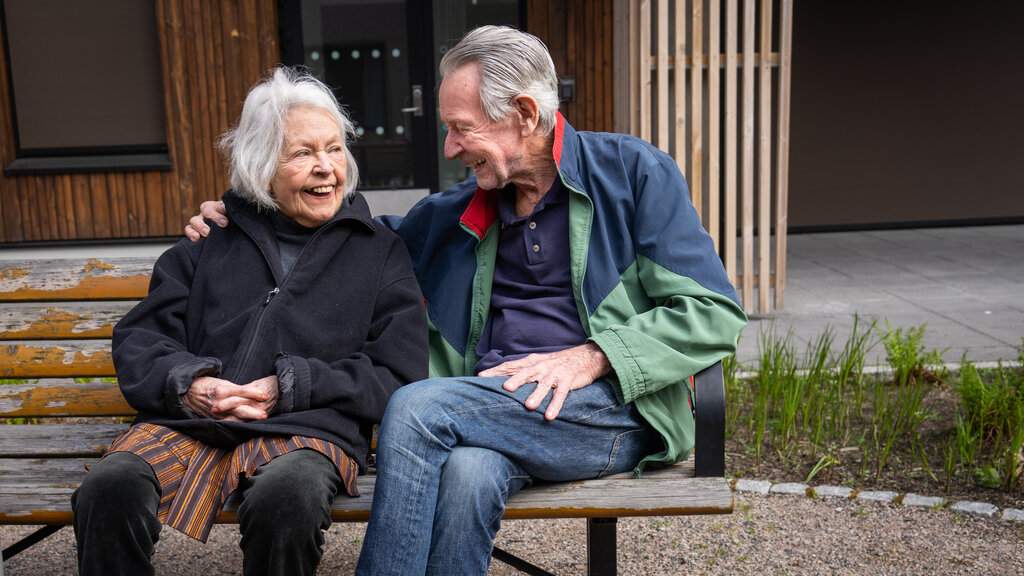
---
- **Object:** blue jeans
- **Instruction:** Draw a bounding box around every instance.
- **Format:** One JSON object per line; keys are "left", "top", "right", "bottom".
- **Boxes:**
{"left": 355, "top": 376, "right": 662, "bottom": 576}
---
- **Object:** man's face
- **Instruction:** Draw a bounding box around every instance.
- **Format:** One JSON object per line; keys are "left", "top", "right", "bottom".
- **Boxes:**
{"left": 439, "top": 64, "right": 525, "bottom": 191}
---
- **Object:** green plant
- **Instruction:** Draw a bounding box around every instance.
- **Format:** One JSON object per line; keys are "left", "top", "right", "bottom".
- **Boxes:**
{"left": 952, "top": 353, "right": 1024, "bottom": 492}
{"left": 975, "top": 465, "right": 1001, "bottom": 489}
{"left": 751, "top": 325, "right": 797, "bottom": 470}
{"left": 1003, "top": 411, "right": 1024, "bottom": 491}
{"left": 943, "top": 439, "right": 958, "bottom": 493}
{"left": 727, "top": 322, "right": 1023, "bottom": 497}
{"left": 806, "top": 453, "right": 838, "bottom": 483}
{"left": 835, "top": 315, "right": 879, "bottom": 419}
{"left": 723, "top": 353, "right": 745, "bottom": 441}
{"left": 881, "top": 321, "right": 946, "bottom": 386}
{"left": 866, "top": 323, "right": 943, "bottom": 481}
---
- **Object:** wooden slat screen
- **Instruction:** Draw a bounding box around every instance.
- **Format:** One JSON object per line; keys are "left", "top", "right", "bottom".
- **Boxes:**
{"left": 626, "top": 0, "right": 792, "bottom": 314}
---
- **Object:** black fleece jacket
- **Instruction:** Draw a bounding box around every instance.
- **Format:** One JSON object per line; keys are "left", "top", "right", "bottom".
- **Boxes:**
{"left": 112, "top": 190, "right": 428, "bottom": 470}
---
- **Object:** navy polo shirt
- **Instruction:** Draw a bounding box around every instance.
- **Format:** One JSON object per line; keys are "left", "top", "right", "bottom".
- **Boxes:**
{"left": 474, "top": 178, "right": 588, "bottom": 373}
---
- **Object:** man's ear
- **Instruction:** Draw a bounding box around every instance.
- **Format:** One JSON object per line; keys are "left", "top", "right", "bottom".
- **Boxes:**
{"left": 511, "top": 94, "right": 541, "bottom": 137}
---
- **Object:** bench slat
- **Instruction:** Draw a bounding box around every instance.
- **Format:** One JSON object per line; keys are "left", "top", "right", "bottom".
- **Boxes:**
{"left": 0, "top": 339, "right": 114, "bottom": 378}
{"left": 0, "top": 379, "right": 133, "bottom": 418}
{"left": 0, "top": 458, "right": 730, "bottom": 525}
{"left": 0, "top": 424, "right": 129, "bottom": 458}
{"left": 0, "top": 302, "right": 136, "bottom": 340}
{"left": 0, "top": 258, "right": 152, "bottom": 302}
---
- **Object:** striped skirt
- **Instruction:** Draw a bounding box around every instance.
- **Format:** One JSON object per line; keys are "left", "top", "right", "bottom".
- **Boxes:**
{"left": 105, "top": 423, "right": 358, "bottom": 543}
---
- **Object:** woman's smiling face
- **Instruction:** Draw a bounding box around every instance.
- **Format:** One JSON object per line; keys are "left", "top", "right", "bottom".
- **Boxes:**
{"left": 270, "top": 105, "right": 348, "bottom": 227}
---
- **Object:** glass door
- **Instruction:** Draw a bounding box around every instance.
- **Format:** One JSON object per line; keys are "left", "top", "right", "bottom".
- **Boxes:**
{"left": 431, "top": 0, "right": 522, "bottom": 193}
{"left": 280, "top": 0, "right": 521, "bottom": 206}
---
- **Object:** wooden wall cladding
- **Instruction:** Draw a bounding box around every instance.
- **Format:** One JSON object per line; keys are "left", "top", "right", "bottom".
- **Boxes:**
{"left": 528, "top": 0, "right": 615, "bottom": 134}
{"left": 0, "top": 0, "right": 280, "bottom": 243}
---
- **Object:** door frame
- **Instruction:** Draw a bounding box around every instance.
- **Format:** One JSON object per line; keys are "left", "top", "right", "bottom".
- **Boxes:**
{"left": 278, "top": 0, "right": 439, "bottom": 192}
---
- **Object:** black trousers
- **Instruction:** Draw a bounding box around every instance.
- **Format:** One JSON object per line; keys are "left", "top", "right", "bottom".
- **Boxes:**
{"left": 71, "top": 449, "right": 343, "bottom": 576}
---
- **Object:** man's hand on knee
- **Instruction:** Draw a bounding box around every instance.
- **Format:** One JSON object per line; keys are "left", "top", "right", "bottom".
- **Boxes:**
{"left": 478, "top": 343, "right": 612, "bottom": 421}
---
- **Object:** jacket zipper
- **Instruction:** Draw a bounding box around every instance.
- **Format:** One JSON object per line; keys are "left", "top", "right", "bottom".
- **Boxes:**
{"left": 228, "top": 286, "right": 281, "bottom": 382}
{"left": 227, "top": 218, "right": 337, "bottom": 382}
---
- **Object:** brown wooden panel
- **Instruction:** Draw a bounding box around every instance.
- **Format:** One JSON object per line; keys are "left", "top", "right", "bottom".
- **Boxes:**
{"left": 0, "top": 31, "right": 15, "bottom": 166}
{"left": 0, "top": 424, "right": 128, "bottom": 457}
{"left": 526, "top": 0, "right": 613, "bottom": 134}
{"left": 57, "top": 174, "right": 75, "bottom": 238}
{"left": 0, "top": 302, "right": 135, "bottom": 340}
{"left": 0, "top": 258, "right": 152, "bottom": 302}
{"left": 87, "top": 173, "right": 113, "bottom": 240}
{"left": 17, "top": 178, "right": 34, "bottom": 241}
{"left": 598, "top": 0, "right": 606, "bottom": 129}
{"left": 0, "top": 340, "right": 114, "bottom": 379}
{"left": 0, "top": 0, "right": 278, "bottom": 244}
{"left": 0, "top": 378, "right": 132, "bottom": 418}
{"left": 72, "top": 175, "right": 95, "bottom": 239}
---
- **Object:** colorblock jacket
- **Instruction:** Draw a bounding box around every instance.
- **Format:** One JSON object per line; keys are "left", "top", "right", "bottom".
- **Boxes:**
{"left": 381, "top": 114, "right": 747, "bottom": 470}
{"left": 113, "top": 191, "right": 428, "bottom": 470}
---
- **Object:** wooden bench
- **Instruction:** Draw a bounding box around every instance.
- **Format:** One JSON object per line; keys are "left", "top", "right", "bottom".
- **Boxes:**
{"left": 0, "top": 256, "right": 732, "bottom": 576}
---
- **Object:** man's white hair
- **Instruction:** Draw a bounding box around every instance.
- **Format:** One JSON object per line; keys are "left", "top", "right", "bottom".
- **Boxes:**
{"left": 439, "top": 26, "right": 560, "bottom": 136}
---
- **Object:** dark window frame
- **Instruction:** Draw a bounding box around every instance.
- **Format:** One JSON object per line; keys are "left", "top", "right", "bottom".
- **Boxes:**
{"left": 0, "top": 0, "right": 172, "bottom": 175}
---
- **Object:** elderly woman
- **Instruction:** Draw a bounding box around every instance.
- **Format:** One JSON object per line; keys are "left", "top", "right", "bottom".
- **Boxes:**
{"left": 71, "top": 67, "right": 427, "bottom": 576}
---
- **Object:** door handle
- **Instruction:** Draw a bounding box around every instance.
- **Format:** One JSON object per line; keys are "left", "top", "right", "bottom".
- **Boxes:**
{"left": 401, "top": 85, "right": 423, "bottom": 117}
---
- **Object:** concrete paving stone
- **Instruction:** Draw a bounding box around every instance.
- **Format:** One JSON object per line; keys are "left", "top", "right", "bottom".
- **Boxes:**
{"left": 942, "top": 284, "right": 1024, "bottom": 307}
{"left": 827, "top": 262, "right": 910, "bottom": 280}
{"left": 868, "top": 270, "right": 949, "bottom": 288}
{"left": 787, "top": 279, "right": 874, "bottom": 297}
{"left": 930, "top": 247, "right": 1014, "bottom": 267}
{"left": 949, "top": 501, "right": 999, "bottom": 517}
{"left": 963, "top": 245, "right": 1024, "bottom": 261}
{"left": 942, "top": 345, "right": 1019, "bottom": 365}
{"left": 907, "top": 260, "right": 975, "bottom": 275}
{"left": 734, "top": 479, "right": 772, "bottom": 494}
{"left": 813, "top": 485, "right": 853, "bottom": 499}
{"left": 980, "top": 225, "right": 1024, "bottom": 242}
{"left": 882, "top": 280, "right": 973, "bottom": 300}
{"left": 912, "top": 323, "right": 1010, "bottom": 349}
{"left": 856, "top": 491, "right": 898, "bottom": 503}
{"left": 1001, "top": 509, "right": 1024, "bottom": 522}
{"left": 911, "top": 296, "right": 1024, "bottom": 320}
{"left": 902, "top": 494, "right": 947, "bottom": 508}
{"left": 769, "top": 482, "right": 809, "bottom": 496}
{"left": 993, "top": 268, "right": 1024, "bottom": 284}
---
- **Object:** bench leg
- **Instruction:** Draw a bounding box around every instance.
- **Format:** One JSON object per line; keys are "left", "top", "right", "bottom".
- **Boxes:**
{"left": 2, "top": 525, "right": 64, "bottom": 562}
{"left": 490, "top": 517, "right": 618, "bottom": 576}
{"left": 491, "top": 546, "right": 558, "bottom": 576}
{"left": 586, "top": 517, "right": 617, "bottom": 576}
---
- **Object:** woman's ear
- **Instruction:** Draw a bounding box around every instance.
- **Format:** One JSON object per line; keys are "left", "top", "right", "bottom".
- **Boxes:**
{"left": 511, "top": 94, "right": 540, "bottom": 137}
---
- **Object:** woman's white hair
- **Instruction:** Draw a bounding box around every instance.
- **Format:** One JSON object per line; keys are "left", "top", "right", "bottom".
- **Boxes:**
{"left": 220, "top": 67, "right": 359, "bottom": 211}
{"left": 439, "top": 26, "right": 559, "bottom": 136}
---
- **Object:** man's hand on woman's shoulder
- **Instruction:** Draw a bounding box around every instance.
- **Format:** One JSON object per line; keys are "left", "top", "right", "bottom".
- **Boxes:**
{"left": 185, "top": 200, "right": 229, "bottom": 241}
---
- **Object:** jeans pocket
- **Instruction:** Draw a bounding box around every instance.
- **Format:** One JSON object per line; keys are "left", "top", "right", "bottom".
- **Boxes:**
{"left": 599, "top": 426, "right": 655, "bottom": 477}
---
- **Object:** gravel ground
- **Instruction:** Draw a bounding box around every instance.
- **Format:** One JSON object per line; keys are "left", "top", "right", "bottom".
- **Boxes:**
{"left": 4, "top": 490, "right": 1023, "bottom": 575}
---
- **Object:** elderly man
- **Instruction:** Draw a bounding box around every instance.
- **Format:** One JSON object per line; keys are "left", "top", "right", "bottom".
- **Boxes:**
{"left": 188, "top": 25, "right": 746, "bottom": 576}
